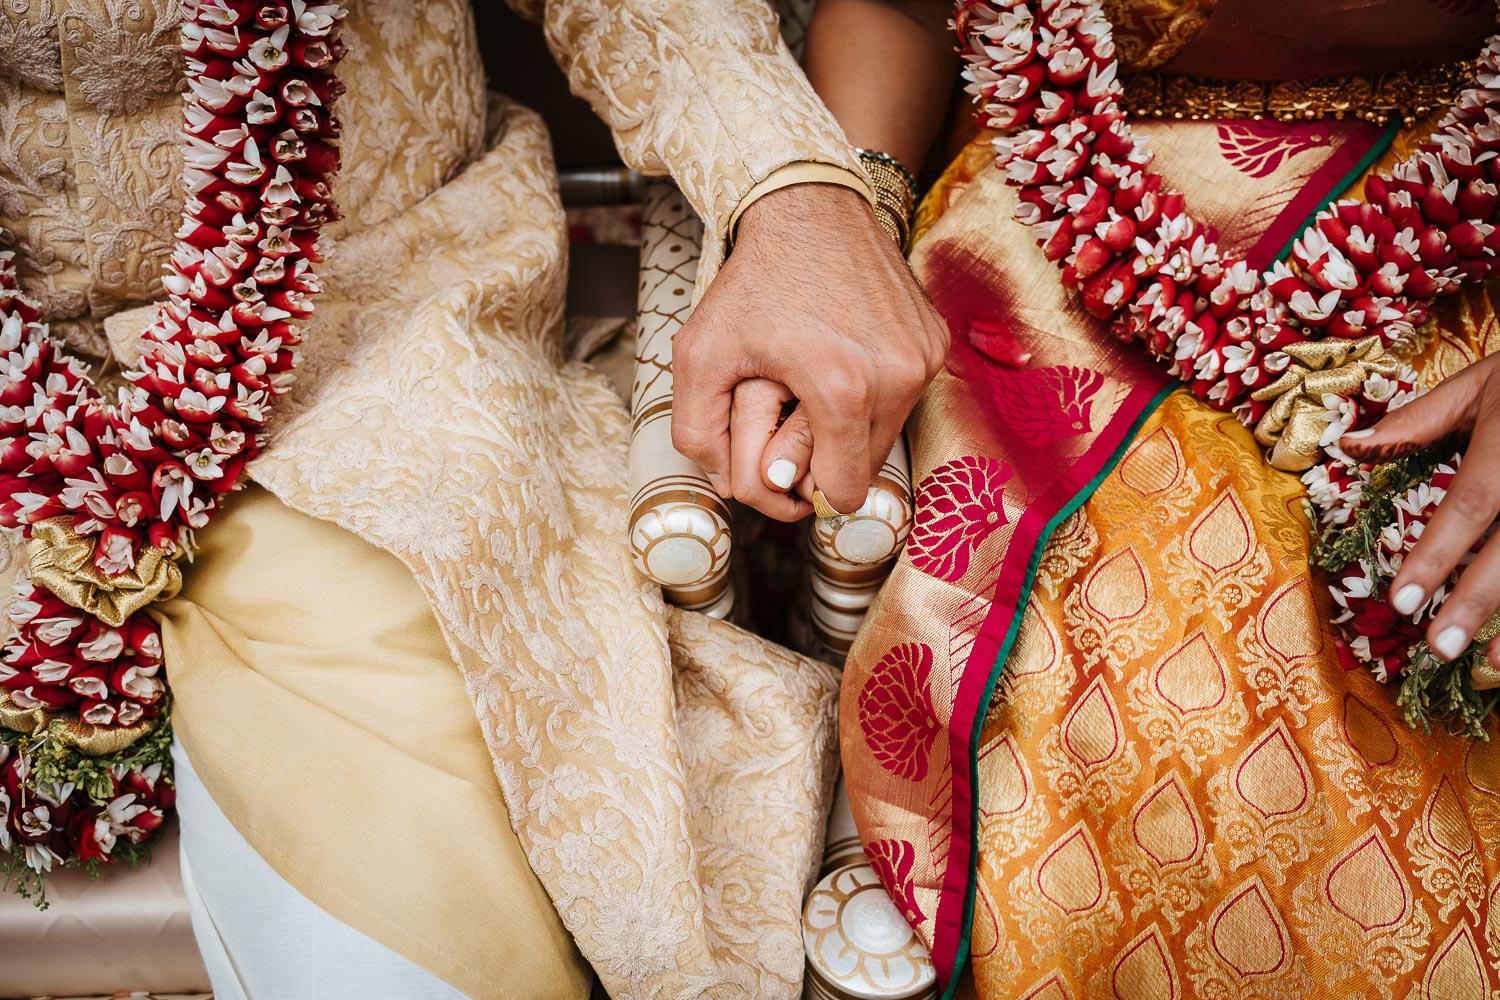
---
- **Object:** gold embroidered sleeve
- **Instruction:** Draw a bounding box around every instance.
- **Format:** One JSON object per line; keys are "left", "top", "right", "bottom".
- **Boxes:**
{"left": 535, "top": 0, "right": 865, "bottom": 289}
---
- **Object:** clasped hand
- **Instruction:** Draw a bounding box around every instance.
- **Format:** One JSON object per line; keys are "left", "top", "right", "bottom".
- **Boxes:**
{"left": 671, "top": 183, "right": 948, "bottom": 521}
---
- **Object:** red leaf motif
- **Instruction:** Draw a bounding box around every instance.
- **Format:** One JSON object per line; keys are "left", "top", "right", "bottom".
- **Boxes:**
{"left": 1216, "top": 120, "right": 1332, "bottom": 179}
{"left": 991, "top": 365, "right": 1106, "bottom": 449}
{"left": 859, "top": 643, "right": 941, "bottom": 781}
{"left": 907, "top": 456, "right": 1011, "bottom": 582}
{"left": 865, "top": 838, "right": 925, "bottom": 926}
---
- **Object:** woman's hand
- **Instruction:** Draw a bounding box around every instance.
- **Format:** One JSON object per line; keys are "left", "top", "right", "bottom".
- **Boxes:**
{"left": 1340, "top": 352, "right": 1500, "bottom": 662}
{"left": 671, "top": 182, "right": 948, "bottom": 517}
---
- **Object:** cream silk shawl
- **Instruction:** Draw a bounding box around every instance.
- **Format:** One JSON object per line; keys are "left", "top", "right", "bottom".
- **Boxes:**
{"left": 0, "top": 0, "right": 864, "bottom": 995}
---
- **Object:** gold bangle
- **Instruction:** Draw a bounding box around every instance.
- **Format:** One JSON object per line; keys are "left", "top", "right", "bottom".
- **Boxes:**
{"left": 857, "top": 149, "right": 916, "bottom": 254}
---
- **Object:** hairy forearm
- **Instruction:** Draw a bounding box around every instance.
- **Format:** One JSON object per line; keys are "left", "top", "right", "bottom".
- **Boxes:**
{"left": 802, "top": 0, "right": 958, "bottom": 174}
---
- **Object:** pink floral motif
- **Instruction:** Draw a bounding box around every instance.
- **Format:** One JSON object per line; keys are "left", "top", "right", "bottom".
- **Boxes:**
{"left": 1216, "top": 121, "right": 1332, "bottom": 179}
{"left": 992, "top": 365, "right": 1105, "bottom": 448}
{"left": 865, "top": 837, "right": 925, "bottom": 926}
{"left": 859, "top": 643, "right": 941, "bottom": 781}
{"left": 907, "top": 456, "right": 1011, "bottom": 582}
{"left": 956, "top": 0, "right": 1500, "bottom": 729}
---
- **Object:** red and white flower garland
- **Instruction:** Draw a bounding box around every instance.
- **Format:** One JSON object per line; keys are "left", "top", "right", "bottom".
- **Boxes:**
{"left": 0, "top": 0, "right": 346, "bottom": 886}
{"left": 957, "top": 0, "right": 1500, "bottom": 727}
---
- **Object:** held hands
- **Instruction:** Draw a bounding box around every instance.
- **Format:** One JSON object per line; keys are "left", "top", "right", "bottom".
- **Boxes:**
{"left": 671, "top": 182, "right": 948, "bottom": 521}
{"left": 1340, "top": 352, "right": 1500, "bottom": 662}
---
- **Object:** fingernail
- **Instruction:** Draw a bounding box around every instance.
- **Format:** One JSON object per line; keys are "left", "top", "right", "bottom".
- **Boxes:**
{"left": 767, "top": 458, "right": 798, "bottom": 491}
{"left": 706, "top": 473, "right": 730, "bottom": 498}
{"left": 1433, "top": 625, "right": 1471, "bottom": 661}
{"left": 1342, "top": 428, "right": 1376, "bottom": 440}
{"left": 1392, "top": 584, "right": 1426, "bottom": 616}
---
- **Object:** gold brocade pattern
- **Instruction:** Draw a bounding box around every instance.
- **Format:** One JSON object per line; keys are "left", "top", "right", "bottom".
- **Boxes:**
{"left": 1120, "top": 59, "right": 1477, "bottom": 124}
{"left": 964, "top": 383, "right": 1500, "bottom": 997}
{"left": 1101, "top": 0, "right": 1216, "bottom": 72}
{"left": 932, "top": 130, "right": 1500, "bottom": 995}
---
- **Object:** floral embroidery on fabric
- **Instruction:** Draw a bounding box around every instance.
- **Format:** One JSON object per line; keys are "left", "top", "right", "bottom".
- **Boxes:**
{"left": 907, "top": 455, "right": 1011, "bottom": 582}
{"left": 0, "top": 2, "right": 63, "bottom": 92}
{"left": 865, "top": 837, "right": 925, "bottom": 924}
{"left": 859, "top": 642, "right": 941, "bottom": 782}
{"left": 60, "top": 0, "right": 182, "bottom": 118}
{"left": 993, "top": 365, "right": 1106, "bottom": 447}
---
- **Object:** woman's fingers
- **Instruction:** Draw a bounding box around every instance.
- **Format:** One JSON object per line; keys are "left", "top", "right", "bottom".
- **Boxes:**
{"left": 1339, "top": 361, "right": 1484, "bottom": 463}
{"left": 1391, "top": 453, "right": 1500, "bottom": 629}
{"left": 1426, "top": 530, "right": 1500, "bottom": 659}
{"left": 1383, "top": 363, "right": 1500, "bottom": 658}
{"left": 729, "top": 378, "right": 812, "bottom": 521}
{"left": 762, "top": 402, "right": 815, "bottom": 498}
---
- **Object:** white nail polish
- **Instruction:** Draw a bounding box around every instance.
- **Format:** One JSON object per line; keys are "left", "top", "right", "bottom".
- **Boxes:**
{"left": 1392, "top": 583, "right": 1426, "bottom": 616}
{"left": 767, "top": 459, "right": 798, "bottom": 490}
{"left": 1433, "top": 626, "right": 1470, "bottom": 661}
{"left": 1342, "top": 428, "right": 1376, "bottom": 440}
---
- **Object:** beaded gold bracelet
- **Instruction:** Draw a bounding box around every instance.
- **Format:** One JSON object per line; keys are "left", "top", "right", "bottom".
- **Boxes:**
{"left": 857, "top": 148, "right": 918, "bottom": 253}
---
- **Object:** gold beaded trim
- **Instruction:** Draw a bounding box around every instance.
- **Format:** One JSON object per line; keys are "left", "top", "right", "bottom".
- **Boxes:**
{"left": 1120, "top": 58, "right": 1476, "bottom": 125}
{"left": 858, "top": 151, "right": 917, "bottom": 253}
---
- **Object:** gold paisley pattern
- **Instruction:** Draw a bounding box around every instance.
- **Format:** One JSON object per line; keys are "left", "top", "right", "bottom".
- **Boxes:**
{"left": 868, "top": 115, "right": 1500, "bottom": 997}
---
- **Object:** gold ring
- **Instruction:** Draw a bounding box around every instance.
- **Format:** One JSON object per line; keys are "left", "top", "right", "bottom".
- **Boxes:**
{"left": 812, "top": 490, "right": 845, "bottom": 519}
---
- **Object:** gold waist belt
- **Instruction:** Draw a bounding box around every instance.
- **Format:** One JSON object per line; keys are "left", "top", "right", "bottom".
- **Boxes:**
{"left": 1121, "top": 59, "right": 1475, "bottom": 124}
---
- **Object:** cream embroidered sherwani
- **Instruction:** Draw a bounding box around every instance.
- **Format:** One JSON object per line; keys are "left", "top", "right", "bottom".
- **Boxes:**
{"left": 0, "top": 1, "right": 863, "bottom": 996}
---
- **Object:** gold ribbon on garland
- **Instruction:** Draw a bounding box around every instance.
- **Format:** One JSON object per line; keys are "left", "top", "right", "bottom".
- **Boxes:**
{"left": 1251, "top": 335, "right": 1404, "bottom": 472}
{"left": 0, "top": 692, "right": 157, "bottom": 755}
{"left": 1470, "top": 611, "right": 1500, "bottom": 691}
{"left": 26, "top": 517, "right": 182, "bottom": 627}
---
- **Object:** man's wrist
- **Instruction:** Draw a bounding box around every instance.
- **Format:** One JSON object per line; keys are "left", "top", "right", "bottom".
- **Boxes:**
{"left": 729, "top": 163, "right": 873, "bottom": 247}
{"left": 734, "top": 181, "right": 881, "bottom": 248}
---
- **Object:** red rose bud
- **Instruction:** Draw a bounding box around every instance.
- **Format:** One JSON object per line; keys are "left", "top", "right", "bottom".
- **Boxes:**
{"left": 1042, "top": 217, "right": 1076, "bottom": 262}
{"left": 1035, "top": 90, "right": 1075, "bottom": 126}
{"left": 1072, "top": 237, "right": 1114, "bottom": 280}
{"left": 1091, "top": 119, "right": 1134, "bottom": 160}
{"left": 1097, "top": 213, "right": 1136, "bottom": 252}
{"left": 1419, "top": 179, "right": 1462, "bottom": 227}
{"left": 1416, "top": 226, "right": 1457, "bottom": 267}
{"left": 1402, "top": 268, "right": 1440, "bottom": 299}
{"left": 149, "top": 520, "right": 181, "bottom": 553}
{"left": 1449, "top": 221, "right": 1490, "bottom": 257}
{"left": 1458, "top": 178, "right": 1499, "bottom": 219}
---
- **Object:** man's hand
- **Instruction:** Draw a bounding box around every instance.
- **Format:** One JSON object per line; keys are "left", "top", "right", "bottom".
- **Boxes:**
{"left": 1341, "top": 353, "right": 1500, "bottom": 663}
{"left": 671, "top": 182, "right": 948, "bottom": 519}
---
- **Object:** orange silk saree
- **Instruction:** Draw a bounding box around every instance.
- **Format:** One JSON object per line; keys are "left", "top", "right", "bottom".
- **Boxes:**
{"left": 841, "top": 2, "right": 1500, "bottom": 995}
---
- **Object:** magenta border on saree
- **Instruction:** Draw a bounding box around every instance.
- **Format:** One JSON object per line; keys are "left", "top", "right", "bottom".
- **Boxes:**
{"left": 922, "top": 117, "right": 1396, "bottom": 993}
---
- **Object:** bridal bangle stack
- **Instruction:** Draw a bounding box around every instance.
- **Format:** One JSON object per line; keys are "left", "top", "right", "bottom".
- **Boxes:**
{"left": 857, "top": 148, "right": 918, "bottom": 254}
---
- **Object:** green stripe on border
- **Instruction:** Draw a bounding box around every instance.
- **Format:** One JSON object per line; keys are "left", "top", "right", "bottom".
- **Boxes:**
{"left": 1269, "top": 116, "right": 1403, "bottom": 264}
{"left": 938, "top": 115, "right": 1404, "bottom": 996}
{"left": 939, "top": 381, "right": 1175, "bottom": 1000}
